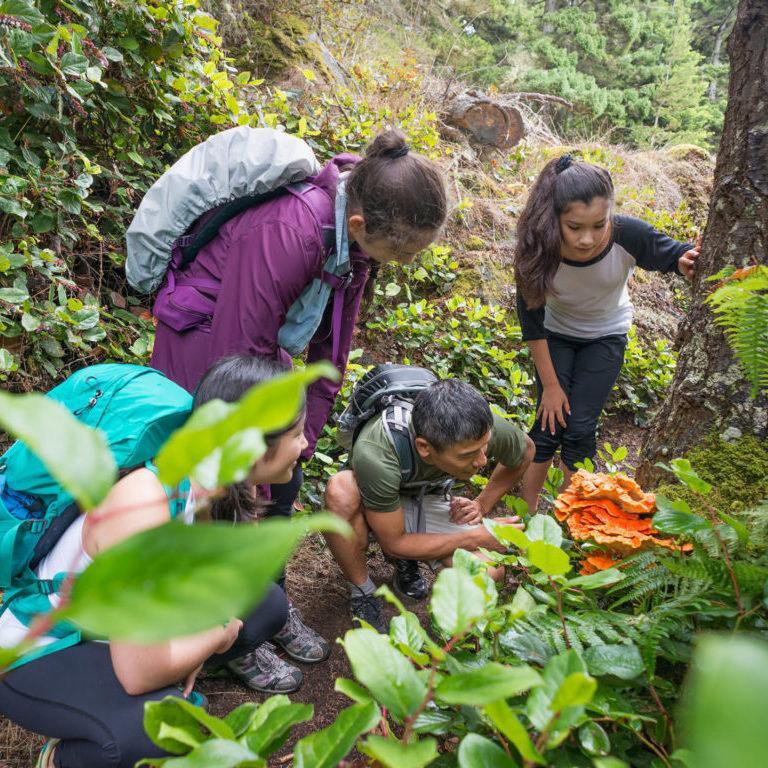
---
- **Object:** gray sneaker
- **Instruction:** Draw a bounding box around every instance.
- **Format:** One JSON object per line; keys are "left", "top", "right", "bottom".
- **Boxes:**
{"left": 273, "top": 603, "right": 331, "bottom": 663}
{"left": 227, "top": 642, "right": 303, "bottom": 693}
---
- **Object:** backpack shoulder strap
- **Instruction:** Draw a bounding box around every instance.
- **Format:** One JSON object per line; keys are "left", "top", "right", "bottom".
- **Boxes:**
{"left": 381, "top": 400, "right": 418, "bottom": 485}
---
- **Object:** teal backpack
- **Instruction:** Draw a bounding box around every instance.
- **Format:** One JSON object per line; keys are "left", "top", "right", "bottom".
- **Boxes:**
{"left": 0, "top": 364, "right": 193, "bottom": 664}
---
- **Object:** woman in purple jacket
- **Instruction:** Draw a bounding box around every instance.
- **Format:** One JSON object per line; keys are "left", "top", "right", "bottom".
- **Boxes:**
{"left": 150, "top": 129, "right": 447, "bottom": 688}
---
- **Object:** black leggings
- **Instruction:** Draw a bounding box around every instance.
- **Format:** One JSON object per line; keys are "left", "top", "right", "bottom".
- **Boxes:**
{"left": 530, "top": 332, "right": 627, "bottom": 470}
{"left": 267, "top": 464, "right": 303, "bottom": 590}
{"left": 0, "top": 584, "right": 287, "bottom": 768}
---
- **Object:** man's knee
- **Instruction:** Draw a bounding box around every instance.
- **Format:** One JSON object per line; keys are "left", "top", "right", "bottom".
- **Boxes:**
{"left": 324, "top": 470, "right": 363, "bottom": 522}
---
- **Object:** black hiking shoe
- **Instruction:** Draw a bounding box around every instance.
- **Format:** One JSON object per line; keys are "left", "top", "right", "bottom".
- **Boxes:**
{"left": 392, "top": 558, "right": 428, "bottom": 601}
{"left": 350, "top": 588, "right": 388, "bottom": 633}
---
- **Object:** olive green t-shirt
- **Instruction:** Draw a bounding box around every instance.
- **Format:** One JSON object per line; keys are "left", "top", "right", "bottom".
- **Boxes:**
{"left": 350, "top": 412, "right": 527, "bottom": 513}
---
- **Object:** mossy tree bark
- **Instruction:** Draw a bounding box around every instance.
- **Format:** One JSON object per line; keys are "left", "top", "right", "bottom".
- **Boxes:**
{"left": 637, "top": 0, "right": 768, "bottom": 486}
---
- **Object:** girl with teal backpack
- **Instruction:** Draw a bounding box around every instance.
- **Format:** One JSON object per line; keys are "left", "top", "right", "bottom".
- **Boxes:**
{"left": 0, "top": 355, "right": 309, "bottom": 768}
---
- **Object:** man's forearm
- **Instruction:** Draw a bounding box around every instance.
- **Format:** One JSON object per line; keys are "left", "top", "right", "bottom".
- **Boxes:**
{"left": 476, "top": 462, "right": 527, "bottom": 514}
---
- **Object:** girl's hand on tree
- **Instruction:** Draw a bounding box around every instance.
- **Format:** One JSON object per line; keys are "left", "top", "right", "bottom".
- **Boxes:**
{"left": 537, "top": 384, "right": 571, "bottom": 435}
{"left": 678, "top": 235, "right": 702, "bottom": 281}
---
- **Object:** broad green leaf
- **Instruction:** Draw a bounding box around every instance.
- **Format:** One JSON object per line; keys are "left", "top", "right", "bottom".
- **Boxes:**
{"left": 510, "top": 585, "right": 536, "bottom": 615}
{"left": 293, "top": 701, "right": 379, "bottom": 768}
{"left": 527, "top": 541, "right": 571, "bottom": 576}
{"left": 682, "top": 635, "right": 768, "bottom": 768}
{"left": 341, "top": 629, "right": 426, "bottom": 721}
{"left": 156, "top": 364, "right": 337, "bottom": 486}
{"left": 223, "top": 703, "right": 259, "bottom": 737}
{"left": 484, "top": 518, "right": 530, "bottom": 550}
{"left": 154, "top": 739, "right": 264, "bottom": 767}
{"left": 567, "top": 569, "right": 625, "bottom": 589}
{"left": 668, "top": 459, "right": 713, "bottom": 494}
{"left": 244, "top": 702, "right": 313, "bottom": 757}
{"left": 435, "top": 662, "right": 541, "bottom": 706}
{"left": 0, "top": 348, "right": 16, "bottom": 373}
{"left": 550, "top": 672, "right": 597, "bottom": 711}
{"left": 430, "top": 568, "right": 486, "bottom": 637}
{"left": 653, "top": 495, "right": 711, "bottom": 536}
{"left": 579, "top": 721, "right": 611, "bottom": 756}
{"left": 593, "top": 759, "right": 629, "bottom": 768}
{"left": 526, "top": 514, "right": 563, "bottom": 547}
{"left": 334, "top": 677, "right": 373, "bottom": 704}
{"left": 0, "top": 286, "right": 30, "bottom": 303}
{"left": 360, "top": 735, "right": 438, "bottom": 768}
{"left": 458, "top": 734, "right": 519, "bottom": 768}
{"left": 716, "top": 510, "right": 750, "bottom": 544}
{"left": 0, "top": 390, "right": 116, "bottom": 511}
{"left": 584, "top": 644, "right": 644, "bottom": 680}
{"left": 63, "top": 515, "right": 349, "bottom": 642}
{"left": 527, "top": 650, "right": 587, "bottom": 731}
{"left": 484, "top": 700, "right": 543, "bottom": 764}
{"left": 143, "top": 698, "right": 211, "bottom": 754}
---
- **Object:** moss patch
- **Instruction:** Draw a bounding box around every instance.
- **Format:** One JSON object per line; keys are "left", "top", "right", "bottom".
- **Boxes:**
{"left": 654, "top": 434, "right": 768, "bottom": 514}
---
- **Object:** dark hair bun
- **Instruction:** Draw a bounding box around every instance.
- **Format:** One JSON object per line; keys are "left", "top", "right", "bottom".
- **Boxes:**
{"left": 365, "top": 129, "right": 408, "bottom": 159}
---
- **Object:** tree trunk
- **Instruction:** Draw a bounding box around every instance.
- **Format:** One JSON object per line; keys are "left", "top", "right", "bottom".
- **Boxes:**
{"left": 637, "top": 0, "right": 768, "bottom": 486}
{"left": 543, "top": 0, "right": 558, "bottom": 34}
{"left": 709, "top": 6, "right": 736, "bottom": 101}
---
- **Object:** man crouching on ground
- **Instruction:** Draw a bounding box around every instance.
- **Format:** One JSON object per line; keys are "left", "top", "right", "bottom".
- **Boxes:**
{"left": 323, "top": 378, "right": 534, "bottom": 632}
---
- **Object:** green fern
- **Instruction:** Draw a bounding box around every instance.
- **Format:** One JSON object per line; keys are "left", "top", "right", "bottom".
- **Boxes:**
{"left": 706, "top": 266, "right": 768, "bottom": 397}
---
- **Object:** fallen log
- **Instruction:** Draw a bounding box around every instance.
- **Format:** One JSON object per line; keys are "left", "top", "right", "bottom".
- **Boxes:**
{"left": 445, "top": 92, "right": 525, "bottom": 149}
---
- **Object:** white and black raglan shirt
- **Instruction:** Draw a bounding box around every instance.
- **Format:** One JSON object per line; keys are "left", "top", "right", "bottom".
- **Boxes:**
{"left": 516, "top": 215, "right": 691, "bottom": 341}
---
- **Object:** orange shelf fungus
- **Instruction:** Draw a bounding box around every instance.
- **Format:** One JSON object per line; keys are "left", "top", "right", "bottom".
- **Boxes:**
{"left": 554, "top": 470, "right": 689, "bottom": 574}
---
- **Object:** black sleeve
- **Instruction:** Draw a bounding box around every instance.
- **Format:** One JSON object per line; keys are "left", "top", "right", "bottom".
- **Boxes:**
{"left": 516, "top": 291, "right": 547, "bottom": 341}
{"left": 614, "top": 215, "right": 691, "bottom": 275}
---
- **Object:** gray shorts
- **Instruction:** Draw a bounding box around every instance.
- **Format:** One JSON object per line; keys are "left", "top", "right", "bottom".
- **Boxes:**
{"left": 401, "top": 494, "right": 482, "bottom": 569}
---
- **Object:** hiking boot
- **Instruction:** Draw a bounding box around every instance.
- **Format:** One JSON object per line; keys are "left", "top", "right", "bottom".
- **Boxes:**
{"left": 273, "top": 603, "right": 331, "bottom": 663}
{"left": 227, "top": 642, "right": 303, "bottom": 693}
{"left": 350, "top": 588, "right": 388, "bottom": 633}
{"left": 392, "top": 558, "right": 428, "bottom": 601}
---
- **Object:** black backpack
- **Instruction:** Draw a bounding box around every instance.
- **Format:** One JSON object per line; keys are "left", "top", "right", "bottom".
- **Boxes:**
{"left": 336, "top": 364, "right": 436, "bottom": 484}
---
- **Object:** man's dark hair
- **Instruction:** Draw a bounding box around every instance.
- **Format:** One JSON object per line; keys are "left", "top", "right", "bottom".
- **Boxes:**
{"left": 411, "top": 379, "right": 493, "bottom": 451}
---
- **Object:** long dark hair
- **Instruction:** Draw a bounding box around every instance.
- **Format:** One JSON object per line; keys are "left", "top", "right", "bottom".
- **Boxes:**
{"left": 346, "top": 129, "right": 447, "bottom": 244}
{"left": 514, "top": 156, "right": 614, "bottom": 309}
{"left": 192, "top": 355, "right": 302, "bottom": 523}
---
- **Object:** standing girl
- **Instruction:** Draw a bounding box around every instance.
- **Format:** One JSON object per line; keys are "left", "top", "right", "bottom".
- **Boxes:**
{"left": 0, "top": 355, "right": 313, "bottom": 768}
{"left": 149, "top": 129, "right": 448, "bottom": 659}
{"left": 514, "top": 155, "right": 700, "bottom": 512}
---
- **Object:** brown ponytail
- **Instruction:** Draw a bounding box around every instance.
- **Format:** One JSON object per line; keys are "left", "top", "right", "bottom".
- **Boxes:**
{"left": 514, "top": 157, "right": 614, "bottom": 309}
{"left": 346, "top": 129, "right": 447, "bottom": 242}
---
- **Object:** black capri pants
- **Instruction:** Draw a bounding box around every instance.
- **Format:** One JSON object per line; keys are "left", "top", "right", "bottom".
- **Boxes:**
{"left": 0, "top": 584, "right": 288, "bottom": 768}
{"left": 529, "top": 331, "right": 627, "bottom": 470}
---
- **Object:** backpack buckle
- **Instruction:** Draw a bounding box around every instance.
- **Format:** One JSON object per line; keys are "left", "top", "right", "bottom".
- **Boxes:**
{"left": 38, "top": 579, "right": 57, "bottom": 596}
{"left": 28, "top": 519, "right": 48, "bottom": 535}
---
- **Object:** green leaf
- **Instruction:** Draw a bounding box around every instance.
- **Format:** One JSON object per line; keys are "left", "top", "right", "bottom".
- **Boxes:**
{"left": 293, "top": 701, "right": 379, "bottom": 768}
{"left": 458, "top": 734, "right": 519, "bottom": 768}
{"left": 128, "top": 150, "right": 145, "bottom": 166}
{"left": 566, "top": 569, "right": 625, "bottom": 589}
{"left": 579, "top": 721, "right": 611, "bottom": 756}
{"left": 593, "top": 759, "right": 629, "bottom": 768}
{"left": 156, "top": 364, "right": 336, "bottom": 486}
{"left": 63, "top": 515, "right": 349, "bottom": 642}
{"left": 484, "top": 518, "right": 530, "bottom": 550}
{"left": 0, "top": 390, "right": 116, "bottom": 511}
{"left": 653, "top": 495, "right": 711, "bottom": 535}
{"left": 527, "top": 541, "right": 571, "bottom": 576}
{"left": 550, "top": 672, "right": 597, "bottom": 711}
{"left": 526, "top": 514, "right": 563, "bottom": 546}
{"left": 509, "top": 586, "right": 536, "bottom": 615}
{"left": 683, "top": 635, "right": 768, "bottom": 768}
{"left": 143, "top": 698, "right": 211, "bottom": 754}
{"left": 155, "top": 739, "right": 264, "bottom": 767}
{"left": 584, "top": 644, "right": 644, "bottom": 680}
{"left": 0, "top": 286, "right": 29, "bottom": 303}
{"left": 334, "top": 677, "right": 373, "bottom": 704}
{"left": 430, "top": 567, "right": 487, "bottom": 637}
{"left": 244, "top": 702, "right": 313, "bottom": 757}
{"left": 60, "top": 52, "right": 89, "bottom": 76}
{"left": 360, "top": 735, "right": 438, "bottom": 768}
{"left": 435, "top": 662, "right": 541, "bottom": 706}
{"left": 668, "top": 459, "right": 713, "bottom": 494}
{"left": 223, "top": 703, "right": 259, "bottom": 737}
{"left": 341, "top": 629, "right": 426, "bottom": 721}
{"left": 527, "top": 650, "right": 587, "bottom": 732}
{"left": 483, "top": 700, "right": 544, "bottom": 765}
{"left": 0, "top": 348, "right": 17, "bottom": 373}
